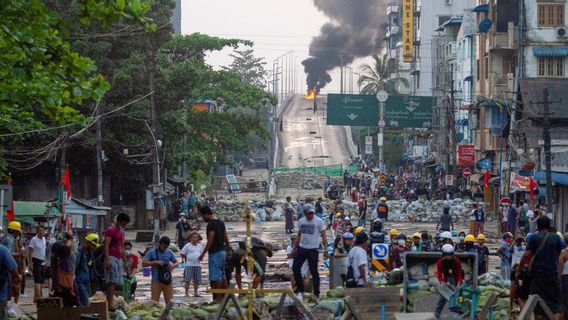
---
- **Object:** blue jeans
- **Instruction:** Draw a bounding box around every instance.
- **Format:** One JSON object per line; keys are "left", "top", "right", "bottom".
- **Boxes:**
{"left": 293, "top": 247, "right": 320, "bottom": 297}
{"left": 77, "top": 281, "right": 90, "bottom": 306}
{"left": 208, "top": 251, "right": 226, "bottom": 282}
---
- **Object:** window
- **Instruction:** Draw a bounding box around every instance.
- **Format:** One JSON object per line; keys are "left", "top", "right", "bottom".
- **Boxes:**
{"left": 537, "top": 57, "right": 565, "bottom": 77}
{"left": 485, "top": 57, "right": 489, "bottom": 80}
{"left": 476, "top": 59, "right": 480, "bottom": 80}
{"left": 537, "top": 4, "right": 565, "bottom": 26}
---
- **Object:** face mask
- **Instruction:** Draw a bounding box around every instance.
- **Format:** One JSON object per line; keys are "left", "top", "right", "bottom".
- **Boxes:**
{"left": 125, "top": 250, "right": 132, "bottom": 256}
{"left": 398, "top": 240, "right": 406, "bottom": 246}
{"left": 459, "top": 236, "right": 465, "bottom": 241}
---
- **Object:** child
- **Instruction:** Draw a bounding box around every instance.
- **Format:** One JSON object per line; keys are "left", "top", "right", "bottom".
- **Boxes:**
{"left": 124, "top": 242, "right": 139, "bottom": 299}
{"left": 180, "top": 232, "right": 203, "bottom": 297}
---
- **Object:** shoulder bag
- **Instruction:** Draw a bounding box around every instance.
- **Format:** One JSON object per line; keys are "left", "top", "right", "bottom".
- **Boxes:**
{"left": 155, "top": 249, "right": 172, "bottom": 284}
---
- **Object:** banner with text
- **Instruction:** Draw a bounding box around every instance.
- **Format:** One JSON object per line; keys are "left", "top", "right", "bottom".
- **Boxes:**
{"left": 402, "top": 0, "right": 414, "bottom": 62}
{"left": 457, "top": 145, "right": 476, "bottom": 166}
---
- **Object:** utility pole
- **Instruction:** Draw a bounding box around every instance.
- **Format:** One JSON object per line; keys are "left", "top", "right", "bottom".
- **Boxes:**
{"left": 95, "top": 104, "right": 104, "bottom": 206}
{"left": 543, "top": 87, "right": 553, "bottom": 214}
{"left": 340, "top": 56, "right": 344, "bottom": 94}
{"left": 148, "top": 56, "right": 161, "bottom": 243}
{"left": 449, "top": 64, "right": 458, "bottom": 186}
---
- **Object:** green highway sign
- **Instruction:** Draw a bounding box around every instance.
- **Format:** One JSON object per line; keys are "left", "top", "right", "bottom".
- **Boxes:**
{"left": 384, "top": 95, "right": 436, "bottom": 129}
{"left": 327, "top": 94, "right": 378, "bottom": 126}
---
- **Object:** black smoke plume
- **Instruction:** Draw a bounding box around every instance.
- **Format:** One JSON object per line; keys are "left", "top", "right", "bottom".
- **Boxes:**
{"left": 303, "top": 0, "right": 388, "bottom": 92}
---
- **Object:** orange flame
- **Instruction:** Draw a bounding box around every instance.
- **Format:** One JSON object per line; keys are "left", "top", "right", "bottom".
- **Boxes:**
{"left": 304, "top": 89, "right": 316, "bottom": 100}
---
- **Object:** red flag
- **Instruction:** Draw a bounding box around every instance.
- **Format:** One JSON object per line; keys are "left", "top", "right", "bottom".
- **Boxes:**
{"left": 60, "top": 167, "right": 71, "bottom": 200}
{"left": 484, "top": 170, "right": 490, "bottom": 189}
{"left": 529, "top": 177, "right": 537, "bottom": 202}
{"left": 6, "top": 176, "right": 14, "bottom": 221}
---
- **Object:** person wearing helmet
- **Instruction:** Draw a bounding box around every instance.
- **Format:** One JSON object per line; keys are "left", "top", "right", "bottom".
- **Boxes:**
{"left": 342, "top": 232, "right": 355, "bottom": 253}
{"left": 389, "top": 236, "right": 407, "bottom": 270}
{"left": 476, "top": 234, "right": 489, "bottom": 275}
{"left": 497, "top": 232, "right": 513, "bottom": 280}
{"left": 354, "top": 226, "right": 365, "bottom": 236}
{"left": 292, "top": 203, "right": 328, "bottom": 299}
{"left": 28, "top": 225, "right": 47, "bottom": 303}
{"left": 389, "top": 229, "right": 399, "bottom": 245}
{"left": 411, "top": 233, "right": 422, "bottom": 252}
{"left": 1, "top": 221, "right": 23, "bottom": 303}
{"left": 464, "top": 234, "right": 476, "bottom": 253}
{"left": 435, "top": 244, "right": 463, "bottom": 319}
{"left": 455, "top": 231, "right": 467, "bottom": 252}
{"left": 76, "top": 233, "right": 100, "bottom": 306}
{"left": 371, "top": 219, "right": 383, "bottom": 233}
{"left": 377, "top": 197, "right": 389, "bottom": 221}
{"left": 436, "top": 206, "right": 454, "bottom": 232}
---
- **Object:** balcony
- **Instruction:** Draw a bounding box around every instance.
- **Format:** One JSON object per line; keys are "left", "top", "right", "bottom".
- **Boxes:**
{"left": 488, "top": 22, "right": 517, "bottom": 51}
{"left": 387, "top": 5, "right": 400, "bottom": 15}
{"left": 489, "top": 73, "right": 514, "bottom": 99}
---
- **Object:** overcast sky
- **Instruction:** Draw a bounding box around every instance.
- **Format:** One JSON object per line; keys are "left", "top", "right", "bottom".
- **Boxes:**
{"left": 182, "top": 0, "right": 368, "bottom": 93}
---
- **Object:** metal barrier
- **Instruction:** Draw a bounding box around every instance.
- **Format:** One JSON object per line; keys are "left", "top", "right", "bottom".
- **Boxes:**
{"left": 273, "top": 164, "right": 357, "bottom": 177}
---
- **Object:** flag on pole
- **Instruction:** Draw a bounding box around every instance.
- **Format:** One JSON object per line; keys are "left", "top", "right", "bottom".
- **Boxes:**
{"left": 6, "top": 176, "right": 14, "bottom": 221}
{"left": 483, "top": 170, "right": 490, "bottom": 189}
{"left": 60, "top": 166, "right": 71, "bottom": 200}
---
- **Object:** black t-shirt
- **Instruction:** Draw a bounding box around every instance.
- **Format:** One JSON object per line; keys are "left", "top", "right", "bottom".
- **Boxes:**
{"left": 527, "top": 231, "right": 562, "bottom": 278}
{"left": 206, "top": 219, "right": 227, "bottom": 253}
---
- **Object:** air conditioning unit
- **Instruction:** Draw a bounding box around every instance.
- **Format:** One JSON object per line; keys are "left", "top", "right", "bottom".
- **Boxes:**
{"left": 445, "top": 0, "right": 452, "bottom": 5}
{"left": 557, "top": 27, "right": 567, "bottom": 38}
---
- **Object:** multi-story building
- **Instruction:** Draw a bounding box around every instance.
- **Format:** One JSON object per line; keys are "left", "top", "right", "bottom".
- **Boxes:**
{"left": 516, "top": 0, "right": 568, "bottom": 229}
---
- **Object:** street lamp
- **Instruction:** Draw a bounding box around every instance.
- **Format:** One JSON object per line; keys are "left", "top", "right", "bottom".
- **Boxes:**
{"left": 376, "top": 90, "right": 389, "bottom": 172}
{"left": 145, "top": 121, "right": 162, "bottom": 243}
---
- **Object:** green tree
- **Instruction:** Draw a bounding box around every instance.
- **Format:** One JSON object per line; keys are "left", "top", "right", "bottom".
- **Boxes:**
{"left": 358, "top": 54, "right": 409, "bottom": 95}
{"left": 223, "top": 49, "right": 268, "bottom": 87}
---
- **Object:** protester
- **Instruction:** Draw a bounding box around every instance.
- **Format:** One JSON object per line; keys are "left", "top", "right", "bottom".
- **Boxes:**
{"left": 455, "top": 231, "right": 466, "bottom": 252}
{"left": 527, "top": 207, "right": 537, "bottom": 234}
{"left": 284, "top": 200, "right": 295, "bottom": 234}
{"left": 45, "top": 233, "right": 55, "bottom": 293}
{"left": 143, "top": 236, "right": 179, "bottom": 305}
{"left": 377, "top": 197, "right": 388, "bottom": 221}
{"left": 226, "top": 238, "right": 271, "bottom": 291}
{"left": 124, "top": 241, "right": 139, "bottom": 300}
{"left": 357, "top": 196, "right": 367, "bottom": 227}
{"left": 104, "top": 213, "right": 130, "bottom": 309}
{"left": 388, "top": 229, "right": 399, "bottom": 246}
{"left": 342, "top": 232, "right": 354, "bottom": 253}
{"left": 421, "top": 232, "right": 431, "bottom": 252}
{"left": 411, "top": 233, "right": 422, "bottom": 252}
{"left": 476, "top": 205, "right": 486, "bottom": 235}
{"left": 76, "top": 233, "right": 99, "bottom": 306}
{"left": 315, "top": 197, "right": 324, "bottom": 219}
{"left": 434, "top": 244, "right": 463, "bottom": 319}
{"left": 476, "top": 234, "right": 489, "bottom": 275}
{"left": 510, "top": 236, "right": 526, "bottom": 267}
{"left": 28, "top": 225, "right": 47, "bottom": 303}
{"left": 286, "top": 234, "right": 309, "bottom": 289}
{"left": 181, "top": 232, "right": 203, "bottom": 297}
{"left": 175, "top": 212, "right": 191, "bottom": 250}
{"left": 51, "top": 232, "right": 78, "bottom": 307}
{"left": 293, "top": 204, "right": 328, "bottom": 300}
{"left": 519, "top": 216, "right": 562, "bottom": 319}
{"left": 497, "top": 232, "right": 513, "bottom": 280}
{"left": 464, "top": 234, "right": 476, "bottom": 253}
{"left": 347, "top": 232, "right": 370, "bottom": 287}
{"left": 508, "top": 204, "right": 518, "bottom": 236}
{"left": 519, "top": 201, "right": 528, "bottom": 235}
{"left": 199, "top": 206, "right": 231, "bottom": 304}
{"left": 558, "top": 233, "right": 568, "bottom": 320}
{"left": 0, "top": 221, "right": 23, "bottom": 303}
{"left": 469, "top": 203, "right": 479, "bottom": 236}
{"left": 389, "top": 236, "right": 406, "bottom": 270}
{"left": 436, "top": 206, "right": 454, "bottom": 232}
{"left": 0, "top": 244, "right": 21, "bottom": 320}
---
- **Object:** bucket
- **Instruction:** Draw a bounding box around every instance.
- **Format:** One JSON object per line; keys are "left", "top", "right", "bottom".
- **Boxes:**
{"left": 143, "top": 267, "right": 151, "bottom": 277}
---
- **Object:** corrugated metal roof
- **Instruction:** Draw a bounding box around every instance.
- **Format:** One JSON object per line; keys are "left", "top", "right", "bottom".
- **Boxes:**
{"left": 532, "top": 46, "right": 568, "bottom": 57}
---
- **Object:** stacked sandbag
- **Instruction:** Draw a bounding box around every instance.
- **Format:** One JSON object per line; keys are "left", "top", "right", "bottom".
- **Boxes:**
{"left": 385, "top": 198, "right": 475, "bottom": 223}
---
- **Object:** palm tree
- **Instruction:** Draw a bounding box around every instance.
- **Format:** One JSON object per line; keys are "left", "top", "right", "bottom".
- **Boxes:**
{"left": 358, "top": 53, "right": 409, "bottom": 95}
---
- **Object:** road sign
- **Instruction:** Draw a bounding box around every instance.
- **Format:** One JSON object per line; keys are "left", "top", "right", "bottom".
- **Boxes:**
{"left": 327, "top": 94, "right": 379, "bottom": 126}
{"left": 225, "top": 175, "right": 241, "bottom": 194}
{"left": 378, "top": 120, "right": 386, "bottom": 128}
{"left": 365, "top": 136, "right": 373, "bottom": 145}
{"left": 0, "top": 185, "right": 12, "bottom": 210}
{"left": 384, "top": 95, "right": 436, "bottom": 129}
{"left": 372, "top": 243, "right": 389, "bottom": 272}
{"left": 365, "top": 145, "right": 373, "bottom": 155}
{"left": 379, "top": 173, "right": 386, "bottom": 186}
{"left": 462, "top": 167, "right": 472, "bottom": 178}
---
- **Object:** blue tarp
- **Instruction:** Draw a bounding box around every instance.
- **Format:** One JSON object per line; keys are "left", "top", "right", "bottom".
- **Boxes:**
{"left": 532, "top": 47, "right": 568, "bottom": 57}
{"left": 534, "top": 171, "right": 568, "bottom": 186}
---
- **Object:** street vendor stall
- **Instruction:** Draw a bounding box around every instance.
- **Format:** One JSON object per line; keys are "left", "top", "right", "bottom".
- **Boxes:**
{"left": 56, "top": 197, "right": 110, "bottom": 236}
{"left": 12, "top": 201, "right": 60, "bottom": 235}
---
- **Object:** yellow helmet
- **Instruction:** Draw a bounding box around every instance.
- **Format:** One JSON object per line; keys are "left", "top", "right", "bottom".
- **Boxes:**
{"left": 477, "top": 234, "right": 486, "bottom": 241}
{"left": 85, "top": 233, "right": 100, "bottom": 246}
{"left": 7, "top": 221, "right": 21, "bottom": 232}
{"left": 412, "top": 232, "right": 421, "bottom": 239}
{"left": 389, "top": 229, "right": 399, "bottom": 236}
{"left": 465, "top": 234, "right": 475, "bottom": 242}
{"left": 335, "top": 212, "right": 342, "bottom": 218}
{"left": 380, "top": 197, "right": 387, "bottom": 202}
{"left": 354, "top": 226, "right": 365, "bottom": 235}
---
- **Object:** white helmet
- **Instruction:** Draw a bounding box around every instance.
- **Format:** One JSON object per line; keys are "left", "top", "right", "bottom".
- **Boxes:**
{"left": 440, "top": 231, "right": 452, "bottom": 239}
{"left": 442, "top": 244, "right": 455, "bottom": 254}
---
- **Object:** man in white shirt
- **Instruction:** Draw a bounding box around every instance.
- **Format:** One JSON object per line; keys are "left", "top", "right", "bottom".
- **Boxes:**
{"left": 292, "top": 204, "right": 328, "bottom": 299}
{"left": 28, "top": 225, "right": 46, "bottom": 302}
{"left": 348, "top": 232, "right": 370, "bottom": 287}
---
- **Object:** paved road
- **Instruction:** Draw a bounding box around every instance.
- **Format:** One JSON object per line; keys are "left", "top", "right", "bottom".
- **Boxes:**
{"left": 276, "top": 94, "right": 356, "bottom": 169}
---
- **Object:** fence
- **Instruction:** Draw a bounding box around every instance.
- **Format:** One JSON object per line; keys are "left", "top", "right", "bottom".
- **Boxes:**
{"left": 273, "top": 164, "right": 357, "bottom": 177}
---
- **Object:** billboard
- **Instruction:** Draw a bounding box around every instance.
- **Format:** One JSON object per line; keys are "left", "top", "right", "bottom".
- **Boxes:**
{"left": 457, "top": 145, "right": 476, "bottom": 166}
{"left": 402, "top": 0, "right": 414, "bottom": 62}
{"left": 327, "top": 94, "right": 379, "bottom": 126}
{"left": 384, "top": 95, "right": 435, "bottom": 129}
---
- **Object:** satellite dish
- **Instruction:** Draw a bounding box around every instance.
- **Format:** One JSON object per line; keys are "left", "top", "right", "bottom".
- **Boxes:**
{"left": 478, "top": 19, "right": 492, "bottom": 33}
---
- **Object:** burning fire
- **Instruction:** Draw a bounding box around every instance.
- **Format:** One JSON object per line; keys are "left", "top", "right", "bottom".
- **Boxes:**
{"left": 304, "top": 89, "right": 316, "bottom": 100}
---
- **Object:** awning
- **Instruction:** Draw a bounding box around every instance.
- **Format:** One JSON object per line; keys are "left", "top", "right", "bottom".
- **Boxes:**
{"left": 532, "top": 46, "right": 568, "bottom": 57}
{"left": 436, "top": 16, "right": 463, "bottom": 31}
{"left": 456, "top": 119, "right": 469, "bottom": 126}
{"left": 463, "top": 75, "right": 473, "bottom": 82}
{"left": 534, "top": 171, "right": 568, "bottom": 186}
{"left": 13, "top": 201, "right": 61, "bottom": 224}
{"left": 62, "top": 198, "right": 110, "bottom": 216}
{"left": 473, "top": 4, "right": 489, "bottom": 12}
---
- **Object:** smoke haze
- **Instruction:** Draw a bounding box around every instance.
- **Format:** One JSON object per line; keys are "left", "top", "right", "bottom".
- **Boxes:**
{"left": 302, "top": 0, "right": 387, "bottom": 92}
